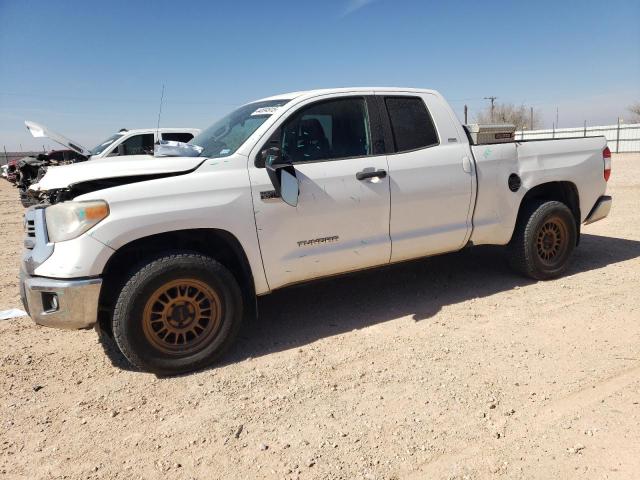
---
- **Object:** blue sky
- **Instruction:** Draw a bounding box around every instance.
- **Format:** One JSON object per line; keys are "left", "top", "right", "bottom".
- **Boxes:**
{"left": 0, "top": 0, "right": 638, "bottom": 151}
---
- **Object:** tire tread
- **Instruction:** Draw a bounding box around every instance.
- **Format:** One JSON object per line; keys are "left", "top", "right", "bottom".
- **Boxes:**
{"left": 111, "top": 252, "right": 242, "bottom": 374}
{"left": 508, "top": 200, "right": 576, "bottom": 280}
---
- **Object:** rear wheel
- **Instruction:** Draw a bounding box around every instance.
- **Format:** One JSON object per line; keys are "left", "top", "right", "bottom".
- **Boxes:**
{"left": 111, "top": 253, "right": 243, "bottom": 375}
{"left": 508, "top": 200, "right": 577, "bottom": 280}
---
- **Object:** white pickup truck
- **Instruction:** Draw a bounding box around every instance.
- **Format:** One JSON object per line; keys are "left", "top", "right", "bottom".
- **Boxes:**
{"left": 25, "top": 122, "right": 200, "bottom": 160}
{"left": 20, "top": 88, "right": 612, "bottom": 374}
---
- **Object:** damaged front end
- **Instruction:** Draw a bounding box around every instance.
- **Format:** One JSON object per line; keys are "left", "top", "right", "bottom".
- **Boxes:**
{"left": 18, "top": 151, "right": 87, "bottom": 207}
{"left": 40, "top": 173, "right": 194, "bottom": 204}
{"left": 29, "top": 155, "right": 207, "bottom": 205}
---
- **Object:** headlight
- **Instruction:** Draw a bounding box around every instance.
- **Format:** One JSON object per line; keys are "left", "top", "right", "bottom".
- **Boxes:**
{"left": 45, "top": 200, "right": 109, "bottom": 243}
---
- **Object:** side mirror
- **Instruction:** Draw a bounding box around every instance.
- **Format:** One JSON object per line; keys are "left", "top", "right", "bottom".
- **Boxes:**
{"left": 262, "top": 145, "right": 282, "bottom": 168}
{"left": 264, "top": 147, "right": 298, "bottom": 207}
{"left": 279, "top": 169, "right": 299, "bottom": 207}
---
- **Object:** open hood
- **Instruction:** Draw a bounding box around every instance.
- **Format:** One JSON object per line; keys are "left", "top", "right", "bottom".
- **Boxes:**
{"left": 25, "top": 121, "right": 92, "bottom": 157}
{"left": 32, "top": 154, "right": 205, "bottom": 192}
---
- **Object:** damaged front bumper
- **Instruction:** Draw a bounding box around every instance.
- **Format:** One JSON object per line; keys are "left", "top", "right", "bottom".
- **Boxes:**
{"left": 20, "top": 271, "right": 101, "bottom": 329}
{"left": 21, "top": 205, "right": 102, "bottom": 329}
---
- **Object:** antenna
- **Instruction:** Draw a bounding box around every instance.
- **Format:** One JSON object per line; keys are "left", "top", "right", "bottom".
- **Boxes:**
{"left": 155, "top": 84, "right": 165, "bottom": 144}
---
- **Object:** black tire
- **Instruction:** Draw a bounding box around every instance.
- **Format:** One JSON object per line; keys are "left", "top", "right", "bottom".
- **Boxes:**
{"left": 111, "top": 252, "right": 243, "bottom": 375}
{"left": 508, "top": 200, "right": 577, "bottom": 280}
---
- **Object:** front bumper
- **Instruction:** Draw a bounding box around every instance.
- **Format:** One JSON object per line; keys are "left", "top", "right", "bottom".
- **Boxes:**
{"left": 584, "top": 195, "right": 612, "bottom": 225}
{"left": 20, "top": 271, "right": 101, "bottom": 329}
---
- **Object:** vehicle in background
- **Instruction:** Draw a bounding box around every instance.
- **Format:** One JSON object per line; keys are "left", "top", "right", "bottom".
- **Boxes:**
{"left": 1, "top": 164, "right": 7, "bottom": 179}
{"left": 25, "top": 122, "right": 200, "bottom": 160}
{"left": 20, "top": 87, "right": 612, "bottom": 375}
{"left": 6, "top": 159, "right": 18, "bottom": 183}
{"left": 15, "top": 150, "right": 86, "bottom": 207}
{"left": 23, "top": 123, "right": 200, "bottom": 204}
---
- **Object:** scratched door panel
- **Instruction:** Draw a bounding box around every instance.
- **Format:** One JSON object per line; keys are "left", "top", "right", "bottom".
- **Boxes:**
{"left": 249, "top": 154, "right": 391, "bottom": 290}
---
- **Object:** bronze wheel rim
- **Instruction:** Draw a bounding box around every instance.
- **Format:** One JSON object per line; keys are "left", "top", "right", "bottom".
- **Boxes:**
{"left": 535, "top": 216, "right": 569, "bottom": 267}
{"left": 142, "top": 278, "right": 222, "bottom": 355}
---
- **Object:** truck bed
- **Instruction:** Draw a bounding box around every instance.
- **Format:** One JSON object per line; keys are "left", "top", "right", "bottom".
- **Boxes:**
{"left": 469, "top": 136, "right": 608, "bottom": 246}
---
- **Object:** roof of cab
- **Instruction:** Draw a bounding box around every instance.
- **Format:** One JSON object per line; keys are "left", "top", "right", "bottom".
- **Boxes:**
{"left": 257, "top": 87, "right": 440, "bottom": 103}
{"left": 120, "top": 127, "right": 201, "bottom": 134}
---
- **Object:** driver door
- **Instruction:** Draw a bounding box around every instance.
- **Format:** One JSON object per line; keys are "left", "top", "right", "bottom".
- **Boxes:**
{"left": 248, "top": 94, "right": 391, "bottom": 290}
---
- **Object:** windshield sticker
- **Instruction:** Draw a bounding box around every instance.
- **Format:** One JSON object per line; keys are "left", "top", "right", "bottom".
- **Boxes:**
{"left": 251, "top": 106, "right": 281, "bottom": 116}
{"left": 219, "top": 148, "right": 230, "bottom": 155}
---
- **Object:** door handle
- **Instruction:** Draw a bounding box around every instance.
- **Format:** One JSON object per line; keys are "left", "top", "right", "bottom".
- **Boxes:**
{"left": 356, "top": 169, "right": 387, "bottom": 181}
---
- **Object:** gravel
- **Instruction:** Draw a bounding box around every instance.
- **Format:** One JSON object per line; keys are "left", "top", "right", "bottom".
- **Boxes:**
{"left": 1, "top": 154, "right": 639, "bottom": 479}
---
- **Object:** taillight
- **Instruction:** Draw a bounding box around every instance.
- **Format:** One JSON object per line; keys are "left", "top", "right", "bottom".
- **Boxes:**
{"left": 603, "top": 147, "right": 611, "bottom": 181}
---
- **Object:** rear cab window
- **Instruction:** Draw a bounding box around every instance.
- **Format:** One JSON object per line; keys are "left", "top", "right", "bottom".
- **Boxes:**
{"left": 383, "top": 96, "right": 439, "bottom": 152}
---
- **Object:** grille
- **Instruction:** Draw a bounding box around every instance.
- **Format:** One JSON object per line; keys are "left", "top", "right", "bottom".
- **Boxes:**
{"left": 23, "top": 208, "right": 54, "bottom": 266}
{"left": 24, "top": 209, "right": 37, "bottom": 250}
{"left": 26, "top": 219, "right": 36, "bottom": 238}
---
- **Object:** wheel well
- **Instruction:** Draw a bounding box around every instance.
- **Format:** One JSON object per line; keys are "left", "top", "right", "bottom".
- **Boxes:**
{"left": 515, "top": 181, "right": 581, "bottom": 244}
{"left": 97, "top": 229, "right": 255, "bottom": 333}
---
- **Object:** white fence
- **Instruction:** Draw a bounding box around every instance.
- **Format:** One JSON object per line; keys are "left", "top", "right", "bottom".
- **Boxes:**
{"left": 516, "top": 122, "right": 640, "bottom": 153}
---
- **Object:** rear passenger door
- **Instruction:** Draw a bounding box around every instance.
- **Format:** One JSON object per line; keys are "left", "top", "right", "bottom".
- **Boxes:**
{"left": 377, "top": 93, "right": 474, "bottom": 261}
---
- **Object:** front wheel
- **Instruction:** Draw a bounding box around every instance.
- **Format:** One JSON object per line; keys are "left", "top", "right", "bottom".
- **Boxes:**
{"left": 111, "top": 253, "right": 243, "bottom": 375}
{"left": 508, "top": 200, "right": 577, "bottom": 280}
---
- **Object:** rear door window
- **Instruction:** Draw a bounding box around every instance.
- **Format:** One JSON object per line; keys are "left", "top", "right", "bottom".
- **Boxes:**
{"left": 113, "top": 134, "right": 154, "bottom": 156}
{"left": 384, "top": 97, "right": 439, "bottom": 152}
{"left": 162, "top": 132, "right": 195, "bottom": 143}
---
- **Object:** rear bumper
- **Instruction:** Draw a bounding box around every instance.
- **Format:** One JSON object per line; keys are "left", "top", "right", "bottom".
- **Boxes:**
{"left": 584, "top": 195, "right": 612, "bottom": 225}
{"left": 20, "top": 271, "right": 101, "bottom": 330}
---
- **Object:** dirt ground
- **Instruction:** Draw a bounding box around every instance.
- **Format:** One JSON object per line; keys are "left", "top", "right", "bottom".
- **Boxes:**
{"left": 1, "top": 154, "right": 639, "bottom": 480}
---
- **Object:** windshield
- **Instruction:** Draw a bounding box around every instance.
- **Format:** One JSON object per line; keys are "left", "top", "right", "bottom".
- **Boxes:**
{"left": 91, "top": 133, "right": 125, "bottom": 156}
{"left": 192, "top": 100, "right": 290, "bottom": 158}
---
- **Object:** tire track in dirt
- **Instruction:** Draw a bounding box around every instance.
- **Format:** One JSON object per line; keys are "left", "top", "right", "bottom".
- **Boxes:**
{"left": 404, "top": 364, "right": 640, "bottom": 478}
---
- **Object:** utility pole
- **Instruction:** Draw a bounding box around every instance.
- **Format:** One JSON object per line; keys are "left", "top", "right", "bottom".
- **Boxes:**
{"left": 530, "top": 107, "right": 534, "bottom": 130}
{"left": 3, "top": 145, "right": 7, "bottom": 166}
{"left": 464, "top": 104, "right": 468, "bottom": 124}
{"left": 484, "top": 96, "right": 498, "bottom": 122}
{"left": 556, "top": 107, "right": 559, "bottom": 129}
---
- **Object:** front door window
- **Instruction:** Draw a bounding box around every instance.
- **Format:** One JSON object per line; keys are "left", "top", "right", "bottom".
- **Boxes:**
{"left": 280, "top": 98, "right": 372, "bottom": 163}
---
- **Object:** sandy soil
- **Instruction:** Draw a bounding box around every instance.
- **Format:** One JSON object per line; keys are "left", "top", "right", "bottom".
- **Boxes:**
{"left": 1, "top": 154, "right": 639, "bottom": 480}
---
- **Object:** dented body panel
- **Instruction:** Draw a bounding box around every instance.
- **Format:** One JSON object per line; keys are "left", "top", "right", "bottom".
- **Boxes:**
{"left": 469, "top": 136, "right": 608, "bottom": 245}
{"left": 33, "top": 154, "right": 206, "bottom": 192}
{"left": 72, "top": 155, "right": 271, "bottom": 294}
